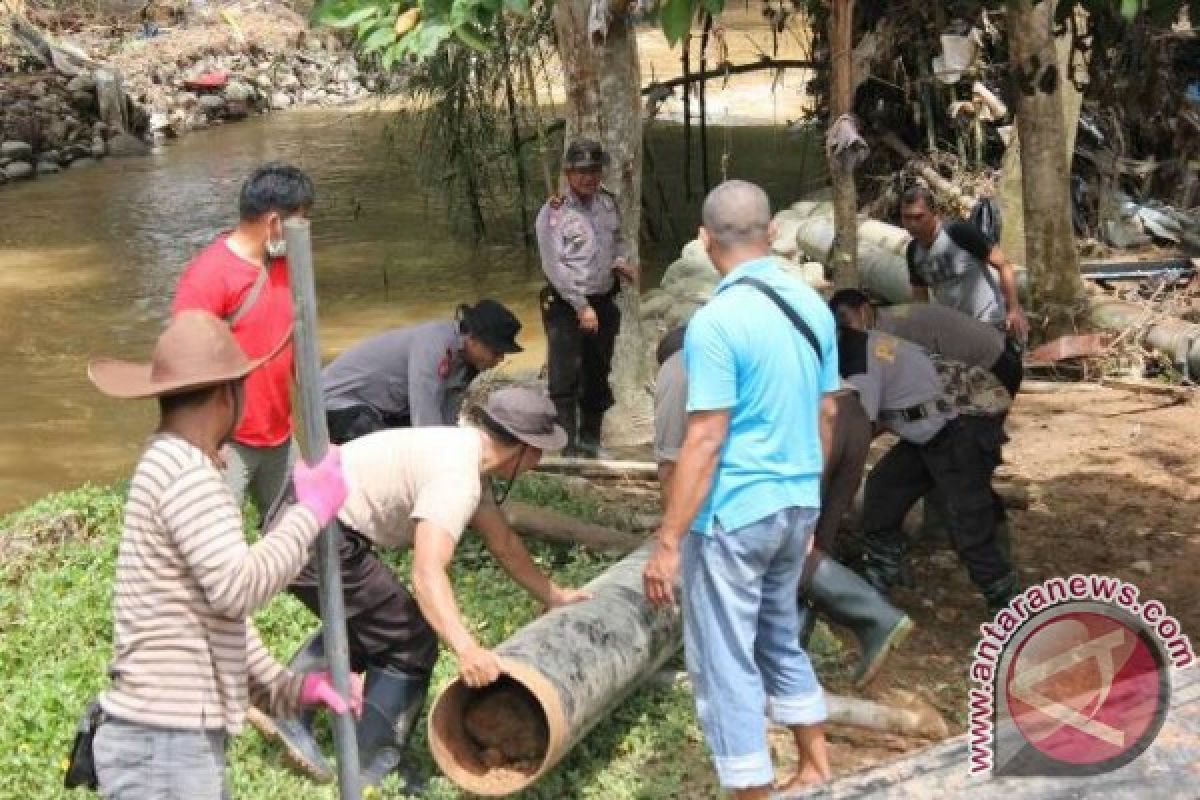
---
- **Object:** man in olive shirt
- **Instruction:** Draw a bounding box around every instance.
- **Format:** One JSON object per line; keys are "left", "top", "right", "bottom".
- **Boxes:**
{"left": 837, "top": 326, "right": 1017, "bottom": 611}
{"left": 535, "top": 139, "right": 637, "bottom": 456}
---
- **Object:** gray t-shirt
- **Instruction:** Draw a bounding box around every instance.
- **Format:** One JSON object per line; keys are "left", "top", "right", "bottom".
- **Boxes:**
{"left": 877, "top": 303, "right": 1004, "bottom": 370}
{"left": 843, "top": 330, "right": 955, "bottom": 444}
{"left": 653, "top": 351, "right": 687, "bottom": 462}
{"left": 322, "top": 319, "right": 478, "bottom": 427}
{"left": 907, "top": 221, "right": 1006, "bottom": 330}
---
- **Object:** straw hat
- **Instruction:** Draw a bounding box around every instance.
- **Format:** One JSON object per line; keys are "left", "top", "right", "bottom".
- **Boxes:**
{"left": 88, "top": 310, "right": 289, "bottom": 399}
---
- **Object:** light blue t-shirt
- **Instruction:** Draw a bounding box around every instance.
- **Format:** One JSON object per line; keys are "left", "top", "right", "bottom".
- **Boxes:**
{"left": 683, "top": 256, "right": 840, "bottom": 535}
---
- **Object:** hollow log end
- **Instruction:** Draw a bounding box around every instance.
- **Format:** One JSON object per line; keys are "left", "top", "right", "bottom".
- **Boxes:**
{"left": 428, "top": 657, "right": 568, "bottom": 796}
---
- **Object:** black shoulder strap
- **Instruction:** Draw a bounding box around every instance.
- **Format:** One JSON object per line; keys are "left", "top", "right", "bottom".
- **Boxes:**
{"left": 732, "top": 276, "right": 823, "bottom": 366}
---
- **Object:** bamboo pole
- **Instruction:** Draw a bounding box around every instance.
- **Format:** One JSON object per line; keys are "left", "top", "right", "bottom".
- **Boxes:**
{"left": 284, "top": 218, "right": 362, "bottom": 800}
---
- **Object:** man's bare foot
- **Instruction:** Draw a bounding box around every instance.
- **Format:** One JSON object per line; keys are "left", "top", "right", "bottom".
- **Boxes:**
{"left": 776, "top": 761, "right": 830, "bottom": 794}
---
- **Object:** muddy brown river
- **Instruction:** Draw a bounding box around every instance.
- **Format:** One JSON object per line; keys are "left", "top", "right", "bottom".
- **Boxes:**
{"left": 0, "top": 108, "right": 822, "bottom": 512}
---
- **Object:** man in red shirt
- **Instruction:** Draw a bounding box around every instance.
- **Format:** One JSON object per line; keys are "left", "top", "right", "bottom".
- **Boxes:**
{"left": 172, "top": 162, "right": 314, "bottom": 514}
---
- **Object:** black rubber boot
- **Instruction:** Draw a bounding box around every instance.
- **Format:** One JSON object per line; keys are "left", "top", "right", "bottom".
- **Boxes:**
{"left": 858, "top": 535, "right": 910, "bottom": 593}
{"left": 554, "top": 401, "right": 579, "bottom": 457}
{"left": 982, "top": 571, "right": 1020, "bottom": 613}
{"left": 802, "top": 551, "right": 915, "bottom": 688}
{"left": 357, "top": 667, "right": 430, "bottom": 789}
{"left": 577, "top": 410, "right": 605, "bottom": 459}
{"left": 248, "top": 634, "right": 334, "bottom": 784}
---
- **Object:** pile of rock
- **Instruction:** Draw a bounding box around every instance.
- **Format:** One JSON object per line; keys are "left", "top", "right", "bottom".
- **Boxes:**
{"left": 0, "top": 74, "right": 116, "bottom": 183}
{"left": 131, "top": 45, "right": 369, "bottom": 142}
{"left": 0, "top": 3, "right": 371, "bottom": 187}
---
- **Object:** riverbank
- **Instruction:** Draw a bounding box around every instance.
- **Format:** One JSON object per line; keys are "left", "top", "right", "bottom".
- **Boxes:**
{"left": 0, "top": 1, "right": 370, "bottom": 185}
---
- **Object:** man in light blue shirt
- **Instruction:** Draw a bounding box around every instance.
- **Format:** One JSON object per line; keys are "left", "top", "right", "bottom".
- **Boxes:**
{"left": 644, "top": 181, "right": 838, "bottom": 798}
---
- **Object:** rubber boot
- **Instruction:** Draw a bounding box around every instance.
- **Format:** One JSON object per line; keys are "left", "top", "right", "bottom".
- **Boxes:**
{"left": 982, "top": 571, "right": 1020, "bottom": 613}
{"left": 357, "top": 667, "right": 430, "bottom": 790}
{"left": 248, "top": 634, "right": 334, "bottom": 784}
{"left": 577, "top": 410, "right": 605, "bottom": 459}
{"left": 554, "top": 401, "right": 579, "bottom": 457}
{"left": 802, "top": 551, "right": 915, "bottom": 688}
{"left": 857, "top": 535, "right": 910, "bottom": 594}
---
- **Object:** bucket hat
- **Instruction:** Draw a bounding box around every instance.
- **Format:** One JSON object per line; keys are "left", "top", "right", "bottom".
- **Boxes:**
{"left": 88, "top": 310, "right": 289, "bottom": 399}
{"left": 482, "top": 387, "right": 568, "bottom": 451}
{"left": 460, "top": 299, "right": 523, "bottom": 354}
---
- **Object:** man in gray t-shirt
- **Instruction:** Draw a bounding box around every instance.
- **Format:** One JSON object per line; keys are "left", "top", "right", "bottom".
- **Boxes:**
{"left": 838, "top": 327, "right": 1016, "bottom": 611}
{"left": 901, "top": 186, "right": 1027, "bottom": 341}
{"left": 322, "top": 299, "right": 522, "bottom": 443}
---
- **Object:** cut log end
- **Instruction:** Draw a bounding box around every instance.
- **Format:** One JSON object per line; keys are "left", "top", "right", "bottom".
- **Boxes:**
{"left": 429, "top": 671, "right": 556, "bottom": 796}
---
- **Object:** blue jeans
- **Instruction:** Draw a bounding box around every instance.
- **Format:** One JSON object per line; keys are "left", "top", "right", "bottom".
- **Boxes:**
{"left": 682, "top": 506, "right": 827, "bottom": 789}
{"left": 94, "top": 717, "right": 229, "bottom": 800}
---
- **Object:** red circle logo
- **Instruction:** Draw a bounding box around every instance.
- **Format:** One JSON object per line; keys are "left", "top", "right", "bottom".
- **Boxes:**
{"left": 1004, "top": 609, "right": 1168, "bottom": 769}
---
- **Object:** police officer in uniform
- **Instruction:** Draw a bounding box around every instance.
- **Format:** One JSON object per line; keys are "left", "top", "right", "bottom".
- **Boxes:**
{"left": 838, "top": 326, "right": 1018, "bottom": 611}
{"left": 535, "top": 138, "right": 636, "bottom": 456}
{"left": 321, "top": 299, "right": 522, "bottom": 443}
{"left": 829, "top": 290, "right": 1023, "bottom": 398}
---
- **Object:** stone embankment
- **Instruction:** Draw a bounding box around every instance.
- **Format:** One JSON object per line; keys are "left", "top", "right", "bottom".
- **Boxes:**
{"left": 0, "top": 4, "right": 373, "bottom": 186}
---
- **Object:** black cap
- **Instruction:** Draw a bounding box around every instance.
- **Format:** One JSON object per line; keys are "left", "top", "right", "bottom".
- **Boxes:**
{"left": 460, "top": 299, "right": 523, "bottom": 354}
{"left": 563, "top": 138, "right": 610, "bottom": 171}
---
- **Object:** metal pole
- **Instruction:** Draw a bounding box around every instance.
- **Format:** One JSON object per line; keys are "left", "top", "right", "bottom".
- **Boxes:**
{"left": 283, "top": 217, "right": 362, "bottom": 800}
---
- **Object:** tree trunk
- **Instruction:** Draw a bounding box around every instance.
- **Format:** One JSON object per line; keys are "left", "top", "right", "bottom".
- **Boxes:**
{"left": 552, "top": 0, "right": 649, "bottom": 446}
{"left": 998, "top": 7, "right": 1085, "bottom": 270}
{"left": 1007, "top": 0, "right": 1083, "bottom": 340}
{"left": 829, "top": 0, "right": 859, "bottom": 288}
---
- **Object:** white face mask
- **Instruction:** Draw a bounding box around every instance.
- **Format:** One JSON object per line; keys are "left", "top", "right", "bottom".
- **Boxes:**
{"left": 264, "top": 216, "right": 287, "bottom": 258}
{"left": 265, "top": 234, "right": 287, "bottom": 259}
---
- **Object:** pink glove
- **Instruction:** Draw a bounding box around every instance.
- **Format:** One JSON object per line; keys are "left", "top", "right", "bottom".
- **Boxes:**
{"left": 299, "top": 670, "right": 363, "bottom": 717}
{"left": 292, "top": 446, "right": 348, "bottom": 527}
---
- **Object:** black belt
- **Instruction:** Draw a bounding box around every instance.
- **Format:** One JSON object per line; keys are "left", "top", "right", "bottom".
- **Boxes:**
{"left": 879, "top": 398, "right": 951, "bottom": 423}
{"left": 543, "top": 283, "right": 619, "bottom": 305}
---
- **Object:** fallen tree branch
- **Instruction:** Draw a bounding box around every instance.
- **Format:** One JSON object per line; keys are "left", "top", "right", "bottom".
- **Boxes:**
{"left": 880, "top": 132, "right": 971, "bottom": 215}
{"left": 504, "top": 501, "right": 643, "bottom": 553}
{"left": 641, "top": 57, "right": 818, "bottom": 96}
{"left": 536, "top": 457, "right": 659, "bottom": 480}
{"left": 650, "top": 671, "right": 949, "bottom": 739}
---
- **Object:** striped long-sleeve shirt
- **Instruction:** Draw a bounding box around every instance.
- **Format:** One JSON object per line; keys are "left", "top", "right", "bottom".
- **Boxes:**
{"left": 99, "top": 433, "right": 320, "bottom": 733}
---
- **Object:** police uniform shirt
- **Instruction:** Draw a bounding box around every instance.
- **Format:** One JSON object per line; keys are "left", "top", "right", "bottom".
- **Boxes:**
{"left": 322, "top": 319, "right": 478, "bottom": 427}
{"left": 907, "top": 221, "right": 1006, "bottom": 329}
{"left": 843, "top": 330, "right": 956, "bottom": 444}
{"left": 877, "top": 303, "right": 1005, "bottom": 370}
{"left": 653, "top": 350, "right": 687, "bottom": 463}
{"left": 534, "top": 188, "right": 625, "bottom": 310}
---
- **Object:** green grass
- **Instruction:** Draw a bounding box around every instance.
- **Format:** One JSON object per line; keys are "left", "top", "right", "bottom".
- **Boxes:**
{"left": 0, "top": 475, "right": 843, "bottom": 799}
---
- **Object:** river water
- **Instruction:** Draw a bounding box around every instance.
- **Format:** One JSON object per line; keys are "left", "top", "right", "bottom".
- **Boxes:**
{"left": 0, "top": 109, "right": 823, "bottom": 513}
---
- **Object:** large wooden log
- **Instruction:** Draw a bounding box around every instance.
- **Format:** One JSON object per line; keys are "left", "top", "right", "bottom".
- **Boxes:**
{"left": 428, "top": 541, "right": 681, "bottom": 796}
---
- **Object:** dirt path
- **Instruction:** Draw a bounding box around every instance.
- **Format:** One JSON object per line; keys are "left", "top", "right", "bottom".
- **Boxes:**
{"left": 789, "top": 384, "right": 1200, "bottom": 779}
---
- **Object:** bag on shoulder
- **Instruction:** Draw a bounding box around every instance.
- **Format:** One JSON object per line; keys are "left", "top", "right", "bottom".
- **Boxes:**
{"left": 63, "top": 700, "right": 104, "bottom": 790}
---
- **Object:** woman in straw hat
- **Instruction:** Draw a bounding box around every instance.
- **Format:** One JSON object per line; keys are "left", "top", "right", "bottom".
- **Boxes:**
{"left": 251, "top": 386, "right": 592, "bottom": 791}
{"left": 86, "top": 310, "right": 359, "bottom": 799}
